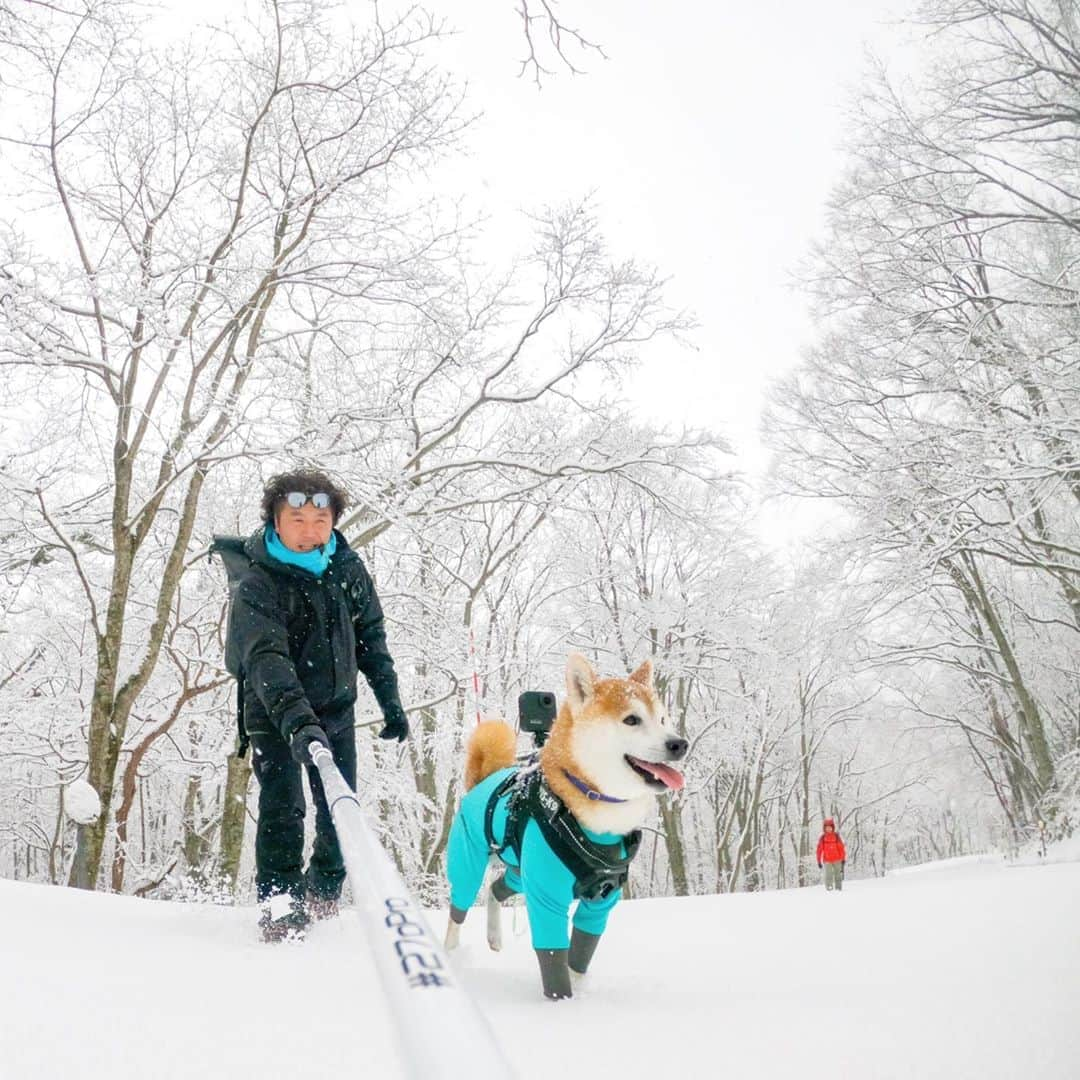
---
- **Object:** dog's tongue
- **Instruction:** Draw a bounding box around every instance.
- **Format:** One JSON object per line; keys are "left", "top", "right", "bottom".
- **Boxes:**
{"left": 635, "top": 759, "right": 685, "bottom": 791}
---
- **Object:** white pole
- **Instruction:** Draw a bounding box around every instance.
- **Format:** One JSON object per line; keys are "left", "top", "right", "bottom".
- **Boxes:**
{"left": 309, "top": 745, "right": 515, "bottom": 1080}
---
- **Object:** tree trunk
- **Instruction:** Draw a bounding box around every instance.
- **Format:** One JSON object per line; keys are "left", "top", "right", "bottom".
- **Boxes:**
{"left": 961, "top": 554, "right": 1055, "bottom": 796}
{"left": 797, "top": 688, "right": 812, "bottom": 887}
{"left": 219, "top": 753, "right": 252, "bottom": 895}
{"left": 658, "top": 796, "right": 689, "bottom": 896}
{"left": 69, "top": 463, "right": 214, "bottom": 889}
{"left": 182, "top": 774, "right": 212, "bottom": 886}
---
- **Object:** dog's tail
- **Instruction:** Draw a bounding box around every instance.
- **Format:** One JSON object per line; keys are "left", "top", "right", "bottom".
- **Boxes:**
{"left": 465, "top": 720, "right": 517, "bottom": 791}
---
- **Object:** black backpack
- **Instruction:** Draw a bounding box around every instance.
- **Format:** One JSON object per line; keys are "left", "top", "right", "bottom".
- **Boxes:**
{"left": 208, "top": 535, "right": 253, "bottom": 758}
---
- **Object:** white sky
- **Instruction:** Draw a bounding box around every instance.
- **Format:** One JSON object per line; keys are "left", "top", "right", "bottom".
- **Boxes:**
{"left": 129, "top": 0, "right": 911, "bottom": 544}
{"left": 426, "top": 0, "right": 909, "bottom": 478}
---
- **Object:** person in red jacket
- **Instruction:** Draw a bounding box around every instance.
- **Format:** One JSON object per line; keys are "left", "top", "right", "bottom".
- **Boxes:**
{"left": 816, "top": 818, "right": 846, "bottom": 891}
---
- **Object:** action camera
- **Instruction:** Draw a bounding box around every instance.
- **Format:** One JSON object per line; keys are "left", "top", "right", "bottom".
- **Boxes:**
{"left": 518, "top": 690, "right": 557, "bottom": 747}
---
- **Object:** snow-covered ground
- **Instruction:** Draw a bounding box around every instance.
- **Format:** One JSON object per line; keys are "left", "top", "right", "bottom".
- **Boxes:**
{"left": 2, "top": 853, "right": 1077, "bottom": 1079}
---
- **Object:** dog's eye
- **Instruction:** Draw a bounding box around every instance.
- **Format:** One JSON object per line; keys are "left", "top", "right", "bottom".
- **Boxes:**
{"left": 623, "top": 714, "right": 642, "bottom": 727}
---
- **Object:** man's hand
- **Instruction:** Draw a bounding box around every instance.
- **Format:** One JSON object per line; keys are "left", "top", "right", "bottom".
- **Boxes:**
{"left": 290, "top": 723, "right": 330, "bottom": 764}
{"left": 379, "top": 704, "right": 409, "bottom": 742}
{"left": 817, "top": 861, "right": 823, "bottom": 870}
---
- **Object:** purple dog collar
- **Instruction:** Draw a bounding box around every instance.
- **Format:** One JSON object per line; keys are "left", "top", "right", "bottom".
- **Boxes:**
{"left": 562, "top": 769, "right": 627, "bottom": 804}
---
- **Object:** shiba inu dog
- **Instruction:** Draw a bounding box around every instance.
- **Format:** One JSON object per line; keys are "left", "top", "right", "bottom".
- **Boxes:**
{"left": 444, "top": 653, "right": 688, "bottom": 999}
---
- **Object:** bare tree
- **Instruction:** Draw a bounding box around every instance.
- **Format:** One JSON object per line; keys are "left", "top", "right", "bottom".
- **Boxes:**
{"left": 515, "top": 0, "right": 606, "bottom": 85}
{"left": 768, "top": 0, "right": 1080, "bottom": 838}
{"left": 0, "top": 0, "right": 464, "bottom": 888}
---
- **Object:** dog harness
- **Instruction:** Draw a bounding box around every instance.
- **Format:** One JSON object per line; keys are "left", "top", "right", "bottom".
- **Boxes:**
{"left": 483, "top": 765, "right": 642, "bottom": 902}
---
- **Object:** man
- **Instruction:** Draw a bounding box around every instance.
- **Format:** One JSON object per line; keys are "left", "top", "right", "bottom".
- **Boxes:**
{"left": 816, "top": 817, "right": 847, "bottom": 892}
{"left": 230, "top": 468, "right": 408, "bottom": 941}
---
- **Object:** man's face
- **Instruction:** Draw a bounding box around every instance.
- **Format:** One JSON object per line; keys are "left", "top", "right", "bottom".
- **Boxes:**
{"left": 275, "top": 501, "right": 334, "bottom": 553}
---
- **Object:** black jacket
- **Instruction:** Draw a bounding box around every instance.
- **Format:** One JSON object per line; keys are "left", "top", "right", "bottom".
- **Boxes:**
{"left": 229, "top": 528, "right": 402, "bottom": 740}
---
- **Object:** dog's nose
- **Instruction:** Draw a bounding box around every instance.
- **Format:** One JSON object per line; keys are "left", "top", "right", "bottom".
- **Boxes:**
{"left": 665, "top": 737, "right": 688, "bottom": 760}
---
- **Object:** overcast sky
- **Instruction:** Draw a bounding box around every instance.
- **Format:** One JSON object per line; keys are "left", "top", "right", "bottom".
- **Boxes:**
{"left": 151, "top": 0, "right": 911, "bottom": 544}
{"left": 427, "top": 1, "right": 909, "bottom": 478}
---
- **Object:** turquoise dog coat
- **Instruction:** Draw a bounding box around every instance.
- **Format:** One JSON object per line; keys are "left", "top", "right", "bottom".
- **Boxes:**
{"left": 446, "top": 766, "right": 629, "bottom": 950}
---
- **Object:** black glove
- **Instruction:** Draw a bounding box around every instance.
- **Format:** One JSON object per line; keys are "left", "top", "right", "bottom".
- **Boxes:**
{"left": 817, "top": 862, "right": 823, "bottom": 869}
{"left": 378, "top": 704, "right": 409, "bottom": 742}
{"left": 290, "top": 723, "right": 330, "bottom": 764}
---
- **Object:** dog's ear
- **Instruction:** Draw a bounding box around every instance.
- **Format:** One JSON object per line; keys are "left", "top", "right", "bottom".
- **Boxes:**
{"left": 629, "top": 659, "right": 653, "bottom": 688}
{"left": 566, "top": 653, "right": 597, "bottom": 709}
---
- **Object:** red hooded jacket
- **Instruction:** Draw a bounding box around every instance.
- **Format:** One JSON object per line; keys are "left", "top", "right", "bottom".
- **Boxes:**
{"left": 816, "top": 819, "right": 846, "bottom": 864}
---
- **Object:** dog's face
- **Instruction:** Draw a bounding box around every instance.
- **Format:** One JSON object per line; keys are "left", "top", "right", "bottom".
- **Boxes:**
{"left": 563, "top": 653, "right": 688, "bottom": 800}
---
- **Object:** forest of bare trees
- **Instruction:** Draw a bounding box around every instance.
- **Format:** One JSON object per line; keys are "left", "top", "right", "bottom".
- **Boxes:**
{"left": 0, "top": 0, "right": 1076, "bottom": 905}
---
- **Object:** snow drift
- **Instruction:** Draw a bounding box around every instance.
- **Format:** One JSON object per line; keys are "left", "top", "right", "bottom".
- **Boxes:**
{"left": 1, "top": 854, "right": 1077, "bottom": 1079}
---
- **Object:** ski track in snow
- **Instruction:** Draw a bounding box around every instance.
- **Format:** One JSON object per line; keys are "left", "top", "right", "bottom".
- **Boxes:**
{"left": 1, "top": 855, "right": 1077, "bottom": 1079}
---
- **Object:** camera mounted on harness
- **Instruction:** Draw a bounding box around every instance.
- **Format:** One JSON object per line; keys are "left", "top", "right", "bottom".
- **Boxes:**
{"left": 518, "top": 690, "right": 556, "bottom": 748}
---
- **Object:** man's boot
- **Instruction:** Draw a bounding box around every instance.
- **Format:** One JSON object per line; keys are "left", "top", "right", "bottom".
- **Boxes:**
{"left": 259, "top": 893, "right": 309, "bottom": 943}
{"left": 306, "top": 891, "right": 340, "bottom": 921}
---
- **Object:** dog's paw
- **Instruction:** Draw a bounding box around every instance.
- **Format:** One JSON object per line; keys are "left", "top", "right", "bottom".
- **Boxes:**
{"left": 444, "top": 918, "right": 462, "bottom": 951}
{"left": 485, "top": 891, "right": 503, "bottom": 952}
{"left": 536, "top": 948, "right": 573, "bottom": 1000}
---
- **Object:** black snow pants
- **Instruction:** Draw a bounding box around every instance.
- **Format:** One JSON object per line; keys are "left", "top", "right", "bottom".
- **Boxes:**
{"left": 249, "top": 710, "right": 357, "bottom": 903}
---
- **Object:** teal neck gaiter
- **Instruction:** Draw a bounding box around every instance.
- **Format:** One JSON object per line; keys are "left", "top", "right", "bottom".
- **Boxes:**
{"left": 265, "top": 525, "right": 337, "bottom": 578}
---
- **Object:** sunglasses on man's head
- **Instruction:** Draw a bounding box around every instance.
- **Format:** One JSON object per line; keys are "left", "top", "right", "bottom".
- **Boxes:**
{"left": 283, "top": 491, "right": 332, "bottom": 510}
